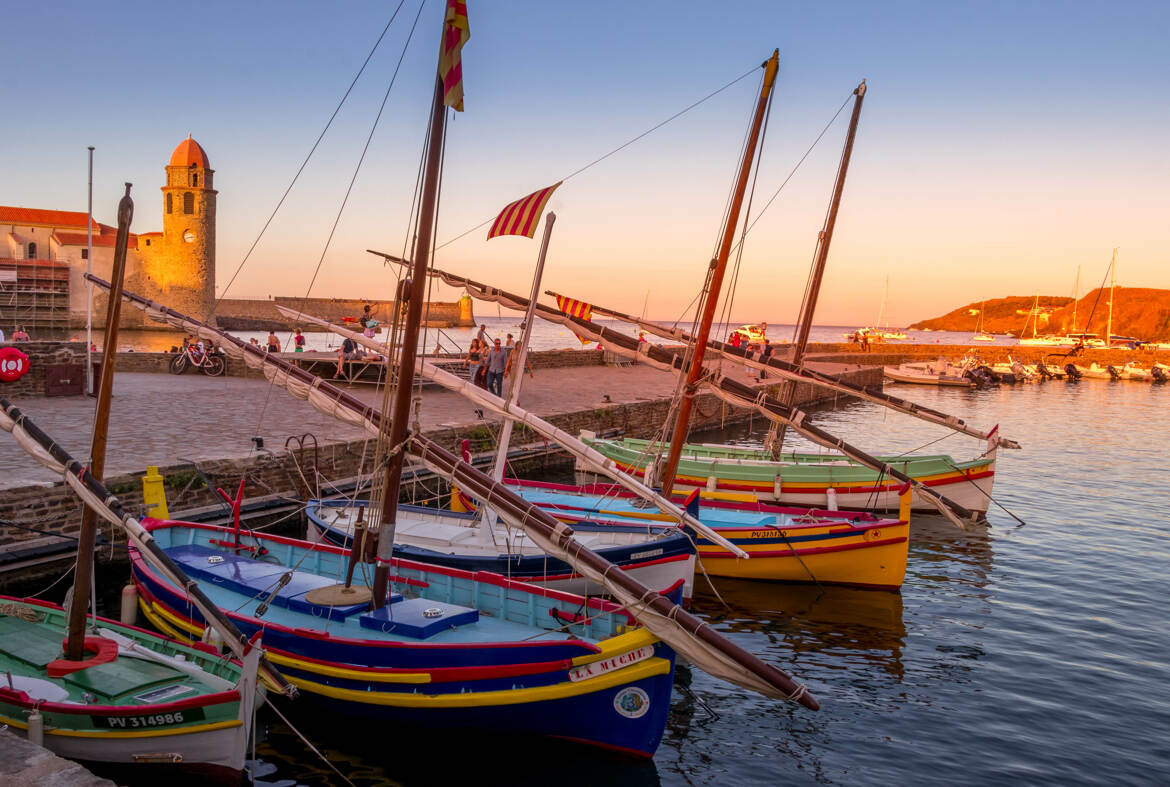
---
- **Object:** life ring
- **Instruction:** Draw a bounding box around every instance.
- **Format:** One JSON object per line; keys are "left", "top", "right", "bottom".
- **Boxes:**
{"left": 46, "top": 636, "right": 119, "bottom": 678}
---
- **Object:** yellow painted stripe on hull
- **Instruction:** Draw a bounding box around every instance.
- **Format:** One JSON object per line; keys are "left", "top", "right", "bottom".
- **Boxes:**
{"left": 697, "top": 537, "right": 908, "bottom": 587}
{"left": 138, "top": 598, "right": 197, "bottom": 643}
{"left": 286, "top": 656, "right": 671, "bottom": 708}
{"left": 266, "top": 650, "right": 430, "bottom": 684}
{"left": 0, "top": 714, "right": 240, "bottom": 739}
{"left": 570, "top": 629, "right": 658, "bottom": 668}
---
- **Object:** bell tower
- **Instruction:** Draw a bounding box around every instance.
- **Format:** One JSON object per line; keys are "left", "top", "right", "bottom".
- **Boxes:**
{"left": 142, "top": 134, "right": 217, "bottom": 323}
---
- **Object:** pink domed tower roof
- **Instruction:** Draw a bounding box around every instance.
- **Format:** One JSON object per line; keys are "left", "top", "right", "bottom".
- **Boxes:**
{"left": 169, "top": 134, "right": 210, "bottom": 168}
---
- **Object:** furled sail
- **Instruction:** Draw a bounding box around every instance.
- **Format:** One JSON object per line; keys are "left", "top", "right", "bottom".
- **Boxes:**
{"left": 369, "top": 259, "right": 985, "bottom": 527}
{"left": 273, "top": 304, "right": 749, "bottom": 558}
{"left": 84, "top": 274, "right": 818, "bottom": 707}
{"left": 545, "top": 292, "right": 1020, "bottom": 450}
{"left": 0, "top": 399, "right": 296, "bottom": 698}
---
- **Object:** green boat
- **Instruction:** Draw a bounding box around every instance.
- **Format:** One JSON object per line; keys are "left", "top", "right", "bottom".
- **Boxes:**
{"left": 0, "top": 596, "right": 262, "bottom": 781}
{"left": 577, "top": 434, "right": 997, "bottom": 514}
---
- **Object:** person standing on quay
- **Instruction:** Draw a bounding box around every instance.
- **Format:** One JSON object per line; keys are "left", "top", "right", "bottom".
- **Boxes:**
{"left": 486, "top": 337, "right": 508, "bottom": 396}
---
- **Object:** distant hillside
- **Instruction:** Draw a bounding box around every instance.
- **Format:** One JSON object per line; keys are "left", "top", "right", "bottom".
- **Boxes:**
{"left": 909, "top": 288, "right": 1170, "bottom": 341}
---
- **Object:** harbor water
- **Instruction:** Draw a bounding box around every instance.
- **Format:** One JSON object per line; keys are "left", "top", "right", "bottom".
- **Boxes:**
{"left": 247, "top": 378, "right": 1169, "bottom": 785}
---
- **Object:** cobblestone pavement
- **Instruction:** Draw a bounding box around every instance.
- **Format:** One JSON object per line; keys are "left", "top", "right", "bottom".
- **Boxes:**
{"left": 1, "top": 363, "right": 728, "bottom": 489}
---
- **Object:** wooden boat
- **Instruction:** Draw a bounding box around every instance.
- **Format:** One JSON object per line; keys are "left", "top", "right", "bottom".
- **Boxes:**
{"left": 577, "top": 434, "right": 997, "bottom": 515}
{"left": 305, "top": 498, "right": 697, "bottom": 599}
{"left": 884, "top": 360, "right": 975, "bottom": 387}
{"left": 0, "top": 596, "right": 262, "bottom": 781}
{"left": 503, "top": 479, "right": 910, "bottom": 590}
{"left": 130, "top": 518, "right": 681, "bottom": 757}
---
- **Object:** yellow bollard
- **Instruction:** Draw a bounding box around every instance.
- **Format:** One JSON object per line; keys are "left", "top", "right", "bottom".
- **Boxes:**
{"left": 450, "top": 485, "right": 468, "bottom": 513}
{"left": 142, "top": 465, "right": 169, "bottom": 519}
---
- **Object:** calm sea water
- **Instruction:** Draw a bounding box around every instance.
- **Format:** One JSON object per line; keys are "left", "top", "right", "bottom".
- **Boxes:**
{"left": 15, "top": 379, "right": 1167, "bottom": 785}
{"left": 247, "top": 379, "right": 1170, "bottom": 785}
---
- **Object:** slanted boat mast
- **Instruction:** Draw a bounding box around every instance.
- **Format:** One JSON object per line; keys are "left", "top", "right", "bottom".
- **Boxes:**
{"left": 658, "top": 50, "right": 780, "bottom": 497}
{"left": 771, "top": 80, "right": 866, "bottom": 454}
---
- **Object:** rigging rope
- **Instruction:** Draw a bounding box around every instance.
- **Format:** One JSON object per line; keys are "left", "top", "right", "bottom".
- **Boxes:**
{"left": 434, "top": 64, "right": 763, "bottom": 251}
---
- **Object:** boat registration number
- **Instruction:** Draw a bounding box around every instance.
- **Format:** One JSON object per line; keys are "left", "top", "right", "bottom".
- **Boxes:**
{"left": 92, "top": 707, "right": 205, "bottom": 729}
{"left": 568, "top": 646, "right": 655, "bottom": 682}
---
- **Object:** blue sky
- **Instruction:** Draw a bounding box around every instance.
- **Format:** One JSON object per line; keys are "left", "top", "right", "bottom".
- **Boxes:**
{"left": 4, "top": 1, "right": 1167, "bottom": 325}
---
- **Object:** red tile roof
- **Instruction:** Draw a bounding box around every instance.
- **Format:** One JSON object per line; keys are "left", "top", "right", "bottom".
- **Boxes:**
{"left": 169, "top": 135, "right": 210, "bottom": 168}
{"left": 0, "top": 206, "right": 98, "bottom": 231}
{"left": 53, "top": 231, "right": 138, "bottom": 250}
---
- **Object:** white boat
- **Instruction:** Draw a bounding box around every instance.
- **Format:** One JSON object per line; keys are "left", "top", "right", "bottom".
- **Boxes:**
{"left": 884, "top": 359, "right": 975, "bottom": 387}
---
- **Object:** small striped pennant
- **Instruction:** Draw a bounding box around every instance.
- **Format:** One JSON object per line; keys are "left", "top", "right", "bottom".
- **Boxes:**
{"left": 555, "top": 294, "right": 594, "bottom": 344}
{"left": 487, "top": 181, "right": 562, "bottom": 239}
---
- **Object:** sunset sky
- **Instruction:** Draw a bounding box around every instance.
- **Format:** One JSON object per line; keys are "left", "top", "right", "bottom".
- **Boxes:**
{"left": 5, "top": 1, "right": 1167, "bottom": 327}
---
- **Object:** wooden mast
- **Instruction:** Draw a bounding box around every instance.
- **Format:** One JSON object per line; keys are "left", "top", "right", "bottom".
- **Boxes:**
{"left": 66, "top": 183, "right": 133, "bottom": 660}
{"left": 371, "top": 49, "right": 450, "bottom": 609}
{"left": 658, "top": 50, "right": 779, "bottom": 497}
{"left": 768, "top": 81, "right": 866, "bottom": 455}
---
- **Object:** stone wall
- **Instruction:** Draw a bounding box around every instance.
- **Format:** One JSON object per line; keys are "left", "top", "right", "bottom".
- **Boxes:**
{"left": 0, "top": 341, "right": 86, "bottom": 398}
{"left": 216, "top": 296, "right": 472, "bottom": 331}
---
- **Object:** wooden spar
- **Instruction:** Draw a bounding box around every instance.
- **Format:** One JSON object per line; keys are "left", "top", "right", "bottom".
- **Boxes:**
{"left": 371, "top": 69, "right": 449, "bottom": 610}
{"left": 84, "top": 277, "right": 817, "bottom": 706}
{"left": 490, "top": 212, "right": 556, "bottom": 481}
{"left": 0, "top": 398, "right": 296, "bottom": 697}
{"left": 542, "top": 290, "right": 1020, "bottom": 447}
{"left": 66, "top": 183, "right": 132, "bottom": 661}
{"left": 659, "top": 50, "right": 779, "bottom": 497}
{"left": 772, "top": 80, "right": 866, "bottom": 455}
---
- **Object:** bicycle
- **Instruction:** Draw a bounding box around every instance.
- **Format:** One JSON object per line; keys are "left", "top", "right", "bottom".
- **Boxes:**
{"left": 169, "top": 342, "right": 226, "bottom": 376}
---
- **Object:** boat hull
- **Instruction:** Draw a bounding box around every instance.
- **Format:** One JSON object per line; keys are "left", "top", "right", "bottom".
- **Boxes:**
{"left": 507, "top": 482, "right": 909, "bottom": 590}
{"left": 578, "top": 437, "right": 996, "bottom": 514}
{"left": 130, "top": 520, "right": 678, "bottom": 757}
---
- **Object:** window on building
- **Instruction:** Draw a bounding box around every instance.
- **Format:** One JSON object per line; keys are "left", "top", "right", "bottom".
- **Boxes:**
{"left": 145, "top": 239, "right": 151, "bottom": 246}
{"left": 183, "top": 192, "right": 194, "bottom": 214}
{"left": 81, "top": 249, "right": 88, "bottom": 260}
{"left": 167, "top": 193, "right": 173, "bottom": 214}
{"left": 191, "top": 172, "right": 199, "bottom": 187}
{"left": 27, "top": 242, "right": 37, "bottom": 259}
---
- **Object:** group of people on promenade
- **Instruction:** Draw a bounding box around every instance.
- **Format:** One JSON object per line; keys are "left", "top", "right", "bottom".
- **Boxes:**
{"left": 0, "top": 325, "right": 31, "bottom": 343}
{"left": 466, "top": 324, "right": 532, "bottom": 396}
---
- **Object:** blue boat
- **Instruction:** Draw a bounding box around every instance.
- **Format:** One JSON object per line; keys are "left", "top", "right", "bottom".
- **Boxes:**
{"left": 131, "top": 517, "right": 680, "bottom": 757}
{"left": 305, "top": 498, "right": 697, "bottom": 600}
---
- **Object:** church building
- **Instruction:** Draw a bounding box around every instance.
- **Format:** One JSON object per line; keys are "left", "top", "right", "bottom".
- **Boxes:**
{"left": 0, "top": 136, "right": 218, "bottom": 332}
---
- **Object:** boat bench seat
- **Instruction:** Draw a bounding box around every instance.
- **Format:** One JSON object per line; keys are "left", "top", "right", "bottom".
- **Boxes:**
{"left": 359, "top": 598, "right": 479, "bottom": 639}
{"left": 167, "top": 544, "right": 385, "bottom": 620}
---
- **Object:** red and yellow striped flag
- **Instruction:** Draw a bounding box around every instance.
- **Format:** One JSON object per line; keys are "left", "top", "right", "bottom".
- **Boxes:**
{"left": 555, "top": 294, "right": 593, "bottom": 321}
{"left": 555, "top": 294, "right": 594, "bottom": 344}
{"left": 440, "top": 0, "right": 470, "bottom": 111}
{"left": 487, "top": 182, "right": 562, "bottom": 239}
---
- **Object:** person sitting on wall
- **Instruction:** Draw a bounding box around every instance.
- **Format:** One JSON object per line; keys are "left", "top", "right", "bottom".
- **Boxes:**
{"left": 13, "top": 325, "right": 30, "bottom": 341}
{"left": 336, "top": 336, "right": 365, "bottom": 377}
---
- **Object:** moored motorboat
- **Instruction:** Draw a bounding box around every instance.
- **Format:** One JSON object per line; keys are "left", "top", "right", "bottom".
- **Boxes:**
{"left": 884, "top": 360, "right": 975, "bottom": 387}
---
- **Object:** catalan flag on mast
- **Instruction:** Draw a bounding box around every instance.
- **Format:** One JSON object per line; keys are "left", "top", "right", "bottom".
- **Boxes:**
{"left": 440, "top": 0, "right": 470, "bottom": 111}
{"left": 487, "top": 182, "right": 562, "bottom": 239}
